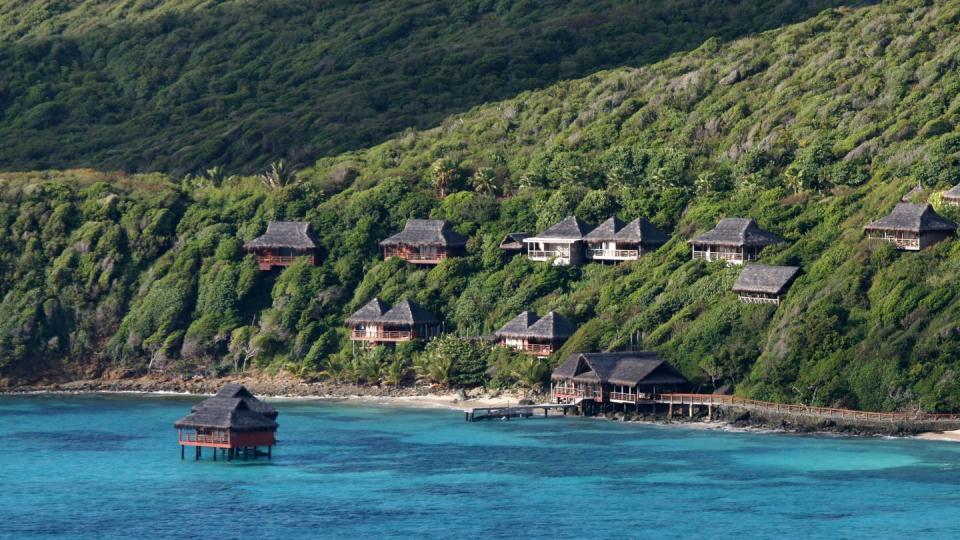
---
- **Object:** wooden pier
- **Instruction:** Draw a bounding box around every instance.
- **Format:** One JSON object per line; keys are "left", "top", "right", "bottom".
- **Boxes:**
{"left": 465, "top": 402, "right": 578, "bottom": 422}
{"left": 655, "top": 393, "right": 960, "bottom": 426}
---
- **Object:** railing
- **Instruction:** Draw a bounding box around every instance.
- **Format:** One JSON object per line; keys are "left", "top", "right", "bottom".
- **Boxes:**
{"left": 179, "top": 432, "right": 229, "bottom": 444}
{"left": 527, "top": 250, "right": 566, "bottom": 259}
{"left": 656, "top": 393, "right": 960, "bottom": 423}
{"left": 552, "top": 386, "right": 602, "bottom": 400}
{"left": 738, "top": 294, "right": 780, "bottom": 305}
{"left": 351, "top": 329, "right": 415, "bottom": 340}
{"left": 384, "top": 249, "right": 448, "bottom": 262}
{"left": 523, "top": 343, "right": 554, "bottom": 355}
{"left": 256, "top": 255, "right": 314, "bottom": 266}
{"left": 588, "top": 248, "right": 640, "bottom": 259}
{"left": 867, "top": 235, "right": 920, "bottom": 249}
{"left": 692, "top": 250, "right": 747, "bottom": 263}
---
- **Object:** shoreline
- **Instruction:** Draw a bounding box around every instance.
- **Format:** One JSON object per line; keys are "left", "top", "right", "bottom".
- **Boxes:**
{"left": 4, "top": 374, "right": 960, "bottom": 442}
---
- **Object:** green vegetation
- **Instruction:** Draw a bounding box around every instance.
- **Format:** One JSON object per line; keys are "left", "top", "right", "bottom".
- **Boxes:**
{"left": 5, "top": 1, "right": 960, "bottom": 413}
{"left": 0, "top": 0, "right": 862, "bottom": 174}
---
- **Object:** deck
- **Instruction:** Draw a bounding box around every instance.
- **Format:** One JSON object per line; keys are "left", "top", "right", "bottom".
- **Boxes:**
{"left": 465, "top": 403, "right": 578, "bottom": 421}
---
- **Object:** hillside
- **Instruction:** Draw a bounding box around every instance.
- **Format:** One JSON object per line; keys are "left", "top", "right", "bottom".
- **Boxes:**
{"left": 4, "top": 0, "right": 960, "bottom": 413}
{"left": 0, "top": 0, "right": 862, "bottom": 174}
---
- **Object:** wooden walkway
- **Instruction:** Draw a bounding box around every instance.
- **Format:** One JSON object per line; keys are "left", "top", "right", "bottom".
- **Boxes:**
{"left": 655, "top": 393, "right": 960, "bottom": 424}
{"left": 465, "top": 402, "right": 578, "bottom": 422}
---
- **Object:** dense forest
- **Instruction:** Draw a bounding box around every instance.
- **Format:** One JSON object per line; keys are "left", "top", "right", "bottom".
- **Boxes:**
{"left": 4, "top": 0, "right": 960, "bottom": 412}
{"left": 0, "top": 0, "right": 865, "bottom": 174}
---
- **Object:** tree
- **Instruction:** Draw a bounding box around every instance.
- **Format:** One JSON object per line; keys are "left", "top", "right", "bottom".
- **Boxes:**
{"left": 510, "top": 356, "right": 549, "bottom": 388}
{"left": 470, "top": 167, "right": 497, "bottom": 196}
{"left": 260, "top": 160, "right": 297, "bottom": 191}
{"left": 431, "top": 158, "right": 459, "bottom": 198}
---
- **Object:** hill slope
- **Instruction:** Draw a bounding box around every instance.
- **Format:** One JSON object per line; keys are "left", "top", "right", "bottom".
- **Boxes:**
{"left": 0, "top": 0, "right": 862, "bottom": 174}
{"left": 4, "top": 1, "right": 960, "bottom": 412}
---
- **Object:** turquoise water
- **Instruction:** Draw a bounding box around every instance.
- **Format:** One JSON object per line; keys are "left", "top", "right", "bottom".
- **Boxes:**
{"left": 2, "top": 395, "right": 960, "bottom": 539}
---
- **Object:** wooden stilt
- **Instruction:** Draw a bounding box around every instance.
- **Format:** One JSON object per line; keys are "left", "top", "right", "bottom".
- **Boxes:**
{"left": 268, "top": 446, "right": 272, "bottom": 460}
{"left": 180, "top": 445, "right": 184, "bottom": 460}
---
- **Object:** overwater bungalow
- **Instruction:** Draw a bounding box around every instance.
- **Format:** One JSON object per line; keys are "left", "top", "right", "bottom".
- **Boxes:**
{"left": 174, "top": 383, "right": 278, "bottom": 461}
{"left": 494, "top": 311, "right": 576, "bottom": 357}
{"left": 380, "top": 219, "right": 467, "bottom": 264}
{"left": 864, "top": 203, "right": 957, "bottom": 251}
{"left": 524, "top": 216, "right": 592, "bottom": 266}
{"left": 689, "top": 218, "right": 782, "bottom": 265}
{"left": 550, "top": 351, "right": 688, "bottom": 406}
{"left": 943, "top": 184, "right": 960, "bottom": 206}
{"left": 499, "top": 232, "right": 531, "bottom": 255}
{"left": 244, "top": 221, "right": 319, "bottom": 271}
{"left": 584, "top": 217, "right": 668, "bottom": 262}
{"left": 732, "top": 264, "right": 801, "bottom": 305}
{"left": 346, "top": 298, "right": 442, "bottom": 344}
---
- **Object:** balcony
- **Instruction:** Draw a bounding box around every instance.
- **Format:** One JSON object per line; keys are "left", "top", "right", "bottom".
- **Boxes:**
{"left": 692, "top": 250, "right": 748, "bottom": 264}
{"left": 867, "top": 234, "right": 920, "bottom": 251}
{"left": 522, "top": 343, "right": 554, "bottom": 356}
{"left": 255, "top": 254, "right": 316, "bottom": 270}
{"left": 737, "top": 294, "right": 780, "bottom": 305}
{"left": 351, "top": 329, "right": 415, "bottom": 342}
{"left": 587, "top": 248, "right": 640, "bottom": 261}
{"left": 383, "top": 248, "right": 449, "bottom": 264}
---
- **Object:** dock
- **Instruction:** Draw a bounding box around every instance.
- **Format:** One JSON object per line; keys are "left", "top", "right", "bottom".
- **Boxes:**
{"left": 465, "top": 402, "right": 578, "bottom": 421}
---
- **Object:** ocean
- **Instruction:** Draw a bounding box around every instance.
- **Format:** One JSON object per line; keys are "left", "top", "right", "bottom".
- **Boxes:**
{"left": 1, "top": 394, "right": 959, "bottom": 539}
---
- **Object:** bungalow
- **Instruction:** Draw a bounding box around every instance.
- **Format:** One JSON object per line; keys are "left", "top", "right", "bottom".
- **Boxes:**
{"left": 689, "top": 218, "right": 782, "bottom": 265}
{"left": 864, "top": 203, "right": 957, "bottom": 251}
{"left": 550, "top": 351, "right": 688, "bottom": 406}
{"left": 346, "top": 297, "right": 443, "bottom": 344}
{"left": 524, "top": 216, "right": 592, "bottom": 266}
{"left": 732, "top": 264, "right": 801, "bottom": 305}
{"left": 584, "top": 217, "right": 668, "bottom": 262}
{"left": 499, "top": 232, "right": 531, "bottom": 255}
{"left": 244, "top": 221, "right": 319, "bottom": 271}
{"left": 380, "top": 219, "right": 467, "bottom": 264}
{"left": 943, "top": 184, "right": 960, "bottom": 206}
{"left": 174, "top": 383, "right": 278, "bottom": 461}
{"left": 494, "top": 311, "right": 576, "bottom": 357}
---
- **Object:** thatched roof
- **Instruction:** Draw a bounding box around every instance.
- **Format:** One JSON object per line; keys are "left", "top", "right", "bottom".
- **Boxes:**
{"left": 732, "top": 264, "right": 801, "bottom": 295}
{"left": 494, "top": 311, "right": 540, "bottom": 338}
{"left": 583, "top": 217, "right": 625, "bottom": 242}
{"left": 203, "top": 383, "right": 278, "bottom": 419}
{"left": 379, "top": 299, "right": 440, "bottom": 325}
{"left": 528, "top": 216, "right": 592, "bottom": 240}
{"left": 174, "top": 397, "right": 278, "bottom": 432}
{"left": 865, "top": 203, "right": 957, "bottom": 233}
{"left": 524, "top": 311, "right": 576, "bottom": 340}
{"left": 944, "top": 184, "right": 960, "bottom": 201}
{"left": 244, "top": 221, "right": 317, "bottom": 250}
{"left": 346, "top": 297, "right": 390, "bottom": 325}
{"left": 380, "top": 219, "right": 467, "bottom": 247}
{"left": 551, "top": 351, "right": 688, "bottom": 387}
{"left": 584, "top": 217, "right": 669, "bottom": 245}
{"left": 689, "top": 218, "right": 782, "bottom": 248}
{"left": 499, "top": 232, "right": 531, "bottom": 250}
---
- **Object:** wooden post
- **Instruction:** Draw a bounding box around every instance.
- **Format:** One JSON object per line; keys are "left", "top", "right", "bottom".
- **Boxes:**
{"left": 180, "top": 445, "right": 184, "bottom": 460}
{"left": 668, "top": 395, "right": 673, "bottom": 418}
{"left": 689, "top": 403, "right": 694, "bottom": 418}
{"left": 195, "top": 446, "right": 200, "bottom": 461}
{"left": 268, "top": 446, "right": 272, "bottom": 460}
{"left": 708, "top": 403, "right": 713, "bottom": 419}
{"left": 213, "top": 447, "right": 217, "bottom": 461}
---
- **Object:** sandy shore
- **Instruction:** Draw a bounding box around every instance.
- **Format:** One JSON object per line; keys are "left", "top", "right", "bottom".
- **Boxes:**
{"left": 0, "top": 372, "right": 543, "bottom": 412}
{"left": 914, "top": 430, "right": 960, "bottom": 442}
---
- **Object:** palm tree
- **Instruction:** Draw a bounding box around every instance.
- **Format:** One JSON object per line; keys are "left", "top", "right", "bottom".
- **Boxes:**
{"left": 260, "top": 160, "right": 297, "bottom": 191}
{"left": 470, "top": 167, "right": 497, "bottom": 196}
{"left": 430, "top": 158, "right": 458, "bottom": 198}
{"left": 510, "top": 356, "right": 549, "bottom": 388}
